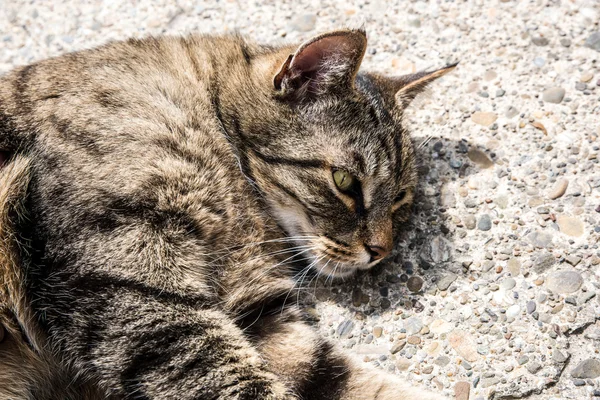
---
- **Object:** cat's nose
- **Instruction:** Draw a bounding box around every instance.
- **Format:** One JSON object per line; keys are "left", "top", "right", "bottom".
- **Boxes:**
{"left": 365, "top": 244, "right": 391, "bottom": 262}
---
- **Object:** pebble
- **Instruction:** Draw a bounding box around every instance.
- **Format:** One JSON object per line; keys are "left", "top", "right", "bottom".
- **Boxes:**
{"left": 290, "top": 13, "right": 316, "bottom": 32}
{"left": 494, "top": 194, "right": 508, "bottom": 209}
{"left": 506, "top": 304, "right": 520, "bottom": 319}
{"left": 454, "top": 381, "right": 470, "bottom": 400}
{"left": 547, "top": 178, "right": 569, "bottom": 199}
{"left": 449, "top": 159, "right": 463, "bottom": 169}
{"left": 477, "top": 214, "right": 492, "bottom": 231}
{"left": 531, "top": 36, "right": 549, "bottom": 46}
{"left": 565, "top": 296, "right": 577, "bottom": 306}
{"left": 395, "top": 358, "right": 411, "bottom": 371}
{"left": 560, "top": 38, "right": 572, "bottom": 47}
{"left": 407, "top": 276, "right": 424, "bottom": 293}
{"left": 538, "top": 292, "right": 547, "bottom": 302}
{"left": 441, "top": 184, "right": 457, "bottom": 207}
{"left": 423, "top": 235, "right": 452, "bottom": 264}
{"left": 507, "top": 258, "right": 521, "bottom": 276}
{"left": 525, "top": 301, "right": 536, "bottom": 314}
{"left": 584, "top": 32, "right": 600, "bottom": 51}
{"left": 480, "top": 377, "right": 501, "bottom": 388}
{"left": 565, "top": 255, "right": 581, "bottom": 266}
{"left": 380, "top": 298, "right": 391, "bottom": 310}
{"left": 575, "top": 82, "right": 587, "bottom": 91}
{"left": 505, "top": 106, "right": 519, "bottom": 118}
{"left": 500, "top": 278, "right": 516, "bottom": 290}
{"left": 546, "top": 271, "right": 583, "bottom": 294}
{"left": 467, "top": 149, "right": 494, "bottom": 168}
{"left": 448, "top": 330, "right": 479, "bottom": 362}
{"left": 571, "top": 359, "right": 600, "bottom": 379}
{"left": 337, "top": 320, "right": 354, "bottom": 338}
{"left": 580, "top": 72, "right": 594, "bottom": 83}
{"left": 542, "top": 87, "right": 566, "bottom": 104}
{"left": 483, "top": 70, "right": 497, "bottom": 81}
{"left": 390, "top": 340, "right": 406, "bottom": 354}
{"left": 464, "top": 198, "right": 478, "bottom": 208}
{"left": 436, "top": 273, "right": 457, "bottom": 291}
{"left": 430, "top": 319, "right": 453, "bottom": 335}
{"left": 533, "top": 252, "right": 555, "bottom": 274}
{"left": 407, "top": 336, "right": 421, "bottom": 345}
{"left": 471, "top": 112, "right": 497, "bottom": 127}
{"left": 579, "top": 292, "right": 596, "bottom": 304}
{"left": 526, "top": 230, "right": 554, "bottom": 248}
{"left": 435, "top": 356, "right": 450, "bottom": 367}
{"left": 552, "top": 350, "right": 568, "bottom": 363}
{"left": 527, "top": 361, "right": 542, "bottom": 374}
{"left": 464, "top": 215, "right": 476, "bottom": 230}
{"left": 352, "top": 288, "right": 364, "bottom": 307}
{"left": 373, "top": 326, "right": 383, "bottom": 338}
{"left": 533, "top": 57, "right": 545, "bottom": 67}
{"left": 556, "top": 215, "right": 584, "bottom": 237}
{"left": 404, "top": 317, "right": 423, "bottom": 335}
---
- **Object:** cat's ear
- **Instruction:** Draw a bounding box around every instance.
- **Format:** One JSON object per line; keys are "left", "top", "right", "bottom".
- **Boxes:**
{"left": 273, "top": 29, "right": 367, "bottom": 99}
{"left": 373, "top": 63, "right": 458, "bottom": 109}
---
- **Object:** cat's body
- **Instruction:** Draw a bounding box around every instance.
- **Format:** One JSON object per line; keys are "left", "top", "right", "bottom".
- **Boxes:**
{"left": 0, "top": 30, "right": 453, "bottom": 399}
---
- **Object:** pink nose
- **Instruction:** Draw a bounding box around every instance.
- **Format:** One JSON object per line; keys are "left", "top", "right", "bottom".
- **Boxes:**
{"left": 366, "top": 244, "right": 391, "bottom": 262}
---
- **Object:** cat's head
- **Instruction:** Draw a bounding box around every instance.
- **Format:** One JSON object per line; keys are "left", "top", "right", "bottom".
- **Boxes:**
{"left": 234, "top": 29, "right": 455, "bottom": 278}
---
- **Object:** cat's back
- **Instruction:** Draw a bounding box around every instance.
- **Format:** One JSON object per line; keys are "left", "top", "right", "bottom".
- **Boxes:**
{"left": 0, "top": 34, "right": 254, "bottom": 195}
{"left": 0, "top": 34, "right": 237, "bottom": 151}
{"left": 0, "top": 34, "right": 260, "bottom": 257}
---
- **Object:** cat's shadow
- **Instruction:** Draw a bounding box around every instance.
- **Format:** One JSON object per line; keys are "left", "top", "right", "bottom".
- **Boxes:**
{"left": 300, "top": 136, "right": 497, "bottom": 315}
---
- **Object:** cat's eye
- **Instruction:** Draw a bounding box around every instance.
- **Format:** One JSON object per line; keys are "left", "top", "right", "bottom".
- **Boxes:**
{"left": 333, "top": 170, "right": 355, "bottom": 192}
{"left": 395, "top": 190, "right": 407, "bottom": 203}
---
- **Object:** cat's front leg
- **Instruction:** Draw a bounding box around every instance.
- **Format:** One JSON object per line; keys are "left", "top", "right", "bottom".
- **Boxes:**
{"left": 341, "top": 364, "right": 447, "bottom": 400}
{"left": 254, "top": 314, "right": 446, "bottom": 400}
{"left": 45, "top": 288, "right": 294, "bottom": 400}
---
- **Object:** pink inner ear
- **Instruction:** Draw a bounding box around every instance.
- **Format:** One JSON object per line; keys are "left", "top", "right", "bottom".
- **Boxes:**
{"left": 291, "top": 36, "right": 353, "bottom": 74}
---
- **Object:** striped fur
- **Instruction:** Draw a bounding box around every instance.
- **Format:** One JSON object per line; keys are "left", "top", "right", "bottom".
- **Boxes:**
{"left": 0, "top": 155, "right": 107, "bottom": 399}
{"left": 0, "top": 30, "right": 453, "bottom": 399}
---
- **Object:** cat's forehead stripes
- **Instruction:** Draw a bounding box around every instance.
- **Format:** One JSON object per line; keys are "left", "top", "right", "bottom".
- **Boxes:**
{"left": 349, "top": 151, "right": 366, "bottom": 175}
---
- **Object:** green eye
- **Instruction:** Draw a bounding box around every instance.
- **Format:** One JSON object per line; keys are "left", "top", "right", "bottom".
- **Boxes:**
{"left": 333, "top": 170, "right": 355, "bottom": 192}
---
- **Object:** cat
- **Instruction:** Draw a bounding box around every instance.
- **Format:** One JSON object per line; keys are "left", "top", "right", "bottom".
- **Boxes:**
{"left": 0, "top": 29, "right": 455, "bottom": 399}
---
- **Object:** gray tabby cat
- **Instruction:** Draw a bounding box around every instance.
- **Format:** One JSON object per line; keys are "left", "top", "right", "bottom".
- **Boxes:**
{"left": 0, "top": 29, "right": 454, "bottom": 399}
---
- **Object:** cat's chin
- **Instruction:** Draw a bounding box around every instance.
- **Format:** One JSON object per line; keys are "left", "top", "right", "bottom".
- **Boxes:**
{"left": 308, "top": 256, "right": 383, "bottom": 279}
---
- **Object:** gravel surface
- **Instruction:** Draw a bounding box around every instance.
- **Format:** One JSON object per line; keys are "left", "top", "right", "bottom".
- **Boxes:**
{"left": 1, "top": 1, "right": 599, "bottom": 399}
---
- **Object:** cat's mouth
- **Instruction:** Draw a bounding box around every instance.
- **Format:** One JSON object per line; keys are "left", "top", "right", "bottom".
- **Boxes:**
{"left": 274, "top": 212, "right": 388, "bottom": 278}
{"left": 304, "top": 253, "right": 383, "bottom": 279}
{"left": 301, "top": 237, "right": 384, "bottom": 279}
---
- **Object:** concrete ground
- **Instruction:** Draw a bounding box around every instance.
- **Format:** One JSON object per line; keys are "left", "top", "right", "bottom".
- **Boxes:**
{"left": 1, "top": 1, "right": 599, "bottom": 399}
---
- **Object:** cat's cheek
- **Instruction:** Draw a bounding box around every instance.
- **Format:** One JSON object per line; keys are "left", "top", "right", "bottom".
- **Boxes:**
{"left": 312, "top": 258, "right": 357, "bottom": 278}
{"left": 268, "top": 202, "right": 314, "bottom": 238}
